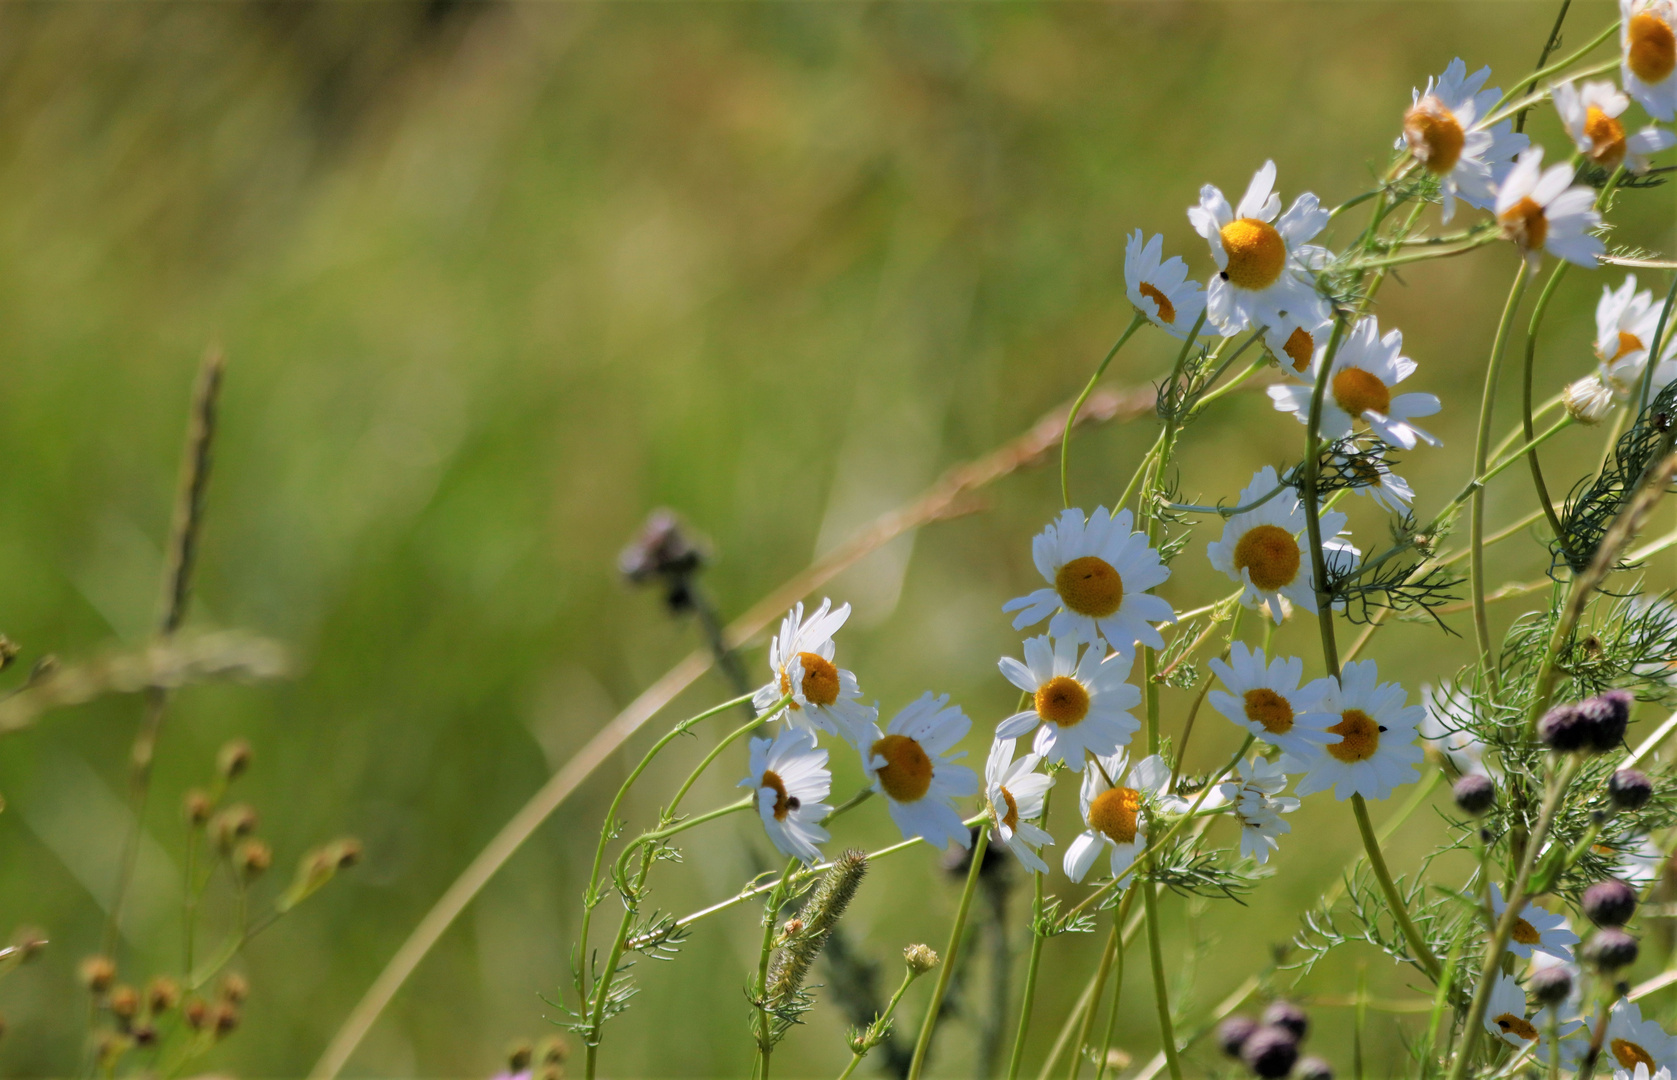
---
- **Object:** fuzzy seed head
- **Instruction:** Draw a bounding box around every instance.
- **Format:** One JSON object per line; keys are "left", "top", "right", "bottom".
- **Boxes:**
{"left": 219, "top": 973, "right": 249, "bottom": 1004}
{"left": 146, "top": 976, "right": 180, "bottom": 1014}
{"left": 506, "top": 1041, "right": 534, "bottom": 1072}
{"left": 217, "top": 739, "right": 253, "bottom": 780}
{"left": 79, "top": 955, "right": 116, "bottom": 993}
{"left": 904, "top": 943, "right": 940, "bottom": 975}
{"left": 1453, "top": 774, "right": 1496, "bottom": 816}
{"left": 1578, "top": 690, "right": 1633, "bottom": 752}
{"left": 184, "top": 789, "right": 213, "bottom": 826}
{"left": 108, "top": 984, "right": 139, "bottom": 1021}
{"left": 236, "top": 839, "right": 272, "bottom": 878}
{"left": 183, "top": 997, "right": 209, "bottom": 1030}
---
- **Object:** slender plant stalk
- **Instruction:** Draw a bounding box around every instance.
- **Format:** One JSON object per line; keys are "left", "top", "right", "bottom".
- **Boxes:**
{"left": 1141, "top": 873, "right": 1181, "bottom": 1080}
{"left": 1092, "top": 904, "right": 1126, "bottom": 1080}
{"left": 1067, "top": 917, "right": 1122, "bottom": 1080}
{"left": 1062, "top": 313, "right": 1147, "bottom": 508}
{"left": 1006, "top": 785, "right": 1056, "bottom": 1080}
{"left": 751, "top": 859, "right": 801, "bottom": 1080}
{"left": 1350, "top": 793, "right": 1441, "bottom": 980}
{"left": 1471, "top": 266, "right": 1531, "bottom": 691}
{"left": 1636, "top": 272, "right": 1677, "bottom": 411}
{"left": 1521, "top": 261, "right": 1571, "bottom": 546}
{"left": 835, "top": 965, "right": 922, "bottom": 1080}
{"left": 906, "top": 823, "right": 991, "bottom": 1080}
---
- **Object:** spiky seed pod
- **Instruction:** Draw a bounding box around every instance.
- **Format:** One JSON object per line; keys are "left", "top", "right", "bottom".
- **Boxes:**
{"left": 1298, "top": 1057, "right": 1334, "bottom": 1080}
{"left": 1610, "top": 768, "right": 1655, "bottom": 811}
{"left": 217, "top": 739, "right": 253, "bottom": 780}
{"left": 1240, "top": 1025, "right": 1299, "bottom": 1079}
{"left": 1529, "top": 965, "right": 1573, "bottom": 1006}
{"left": 1262, "top": 1000, "right": 1308, "bottom": 1040}
{"left": 763, "top": 850, "right": 868, "bottom": 1038}
{"left": 1582, "top": 879, "right": 1639, "bottom": 927}
{"left": 1217, "top": 1016, "right": 1258, "bottom": 1058}
{"left": 903, "top": 943, "right": 939, "bottom": 976}
{"left": 1538, "top": 704, "right": 1590, "bottom": 752}
{"left": 1583, "top": 928, "right": 1639, "bottom": 971}
{"left": 1577, "top": 690, "right": 1633, "bottom": 752}
{"left": 78, "top": 956, "right": 115, "bottom": 993}
{"left": 1453, "top": 774, "right": 1496, "bottom": 816}
{"left": 146, "top": 976, "right": 180, "bottom": 1014}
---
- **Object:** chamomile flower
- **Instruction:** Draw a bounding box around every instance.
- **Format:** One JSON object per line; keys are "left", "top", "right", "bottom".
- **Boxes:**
{"left": 1294, "top": 660, "right": 1425, "bottom": 801}
{"left": 1617, "top": 1066, "right": 1674, "bottom": 1080}
{"left": 1002, "top": 506, "right": 1175, "bottom": 654}
{"left": 1401, "top": 59, "right": 1529, "bottom": 222}
{"left": 1601, "top": 999, "right": 1677, "bottom": 1074}
{"left": 1188, "top": 160, "right": 1330, "bottom": 334}
{"left": 1489, "top": 883, "right": 1579, "bottom": 962}
{"left": 1205, "top": 466, "right": 1357, "bottom": 624}
{"left": 1335, "top": 442, "right": 1416, "bottom": 514}
{"left": 984, "top": 738, "right": 1055, "bottom": 874}
{"left": 1622, "top": 0, "right": 1677, "bottom": 121}
{"left": 1063, "top": 751, "right": 1182, "bottom": 885}
{"left": 856, "top": 693, "right": 978, "bottom": 850}
{"left": 1206, "top": 643, "right": 1341, "bottom": 761}
{"left": 1555, "top": 80, "right": 1676, "bottom": 174}
{"left": 997, "top": 635, "right": 1142, "bottom": 764}
{"left": 1496, "top": 147, "right": 1605, "bottom": 271}
{"left": 1485, "top": 973, "right": 1542, "bottom": 1049}
{"left": 1598, "top": 275, "right": 1667, "bottom": 370}
{"left": 1268, "top": 316, "right": 1441, "bottom": 450}
{"left": 753, "top": 599, "right": 875, "bottom": 736}
{"left": 740, "top": 727, "right": 832, "bottom": 865}
{"left": 1125, "top": 230, "right": 1207, "bottom": 338}
{"left": 1217, "top": 756, "right": 1300, "bottom": 865}
{"left": 1265, "top": 313, "right": 1334, "bottom": 380}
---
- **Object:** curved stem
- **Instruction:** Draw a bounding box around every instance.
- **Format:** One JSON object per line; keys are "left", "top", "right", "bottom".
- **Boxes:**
{"left": 1637, "top": 273, "right": 1677, "bottom": 412}
{"left": 666, "top": 710, "right": 773, "bottom": 816}
{"left": 836, "top": 966, "right": 921, "bottom": 1080}
{"left": 1063, "top": 313, "right": 1148, "bottom": 508}
{"left": 1471, "top": 267, "right": 1530, "bottom": 692}
{"left": 1350, "top": 793, "right": 1442, "bottom": 981}
{"left": 907, "top": 823, "right": 992, "bottom": 1080}
{"left": 1300, "top": 317, "right": 1348, "bottom": 674}
{"left": 1522, "top": 262, "right": 1571, "bottom": 546}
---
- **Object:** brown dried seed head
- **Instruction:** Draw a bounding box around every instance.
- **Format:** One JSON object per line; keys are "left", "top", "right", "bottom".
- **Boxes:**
{"left": 219, "top": 973, "right": 249, "bottom": 1004}
{"left": 184, "top": 789, "right": 214, "bottom": 826}
{"left": 78, "top": 955, "right": 116, "bottom": 992}
{"left": 236, "top": 839, "right": 273, "bottom": 878}
{"left": 108, "top": 984, "right": 139, "bottom": 1021}
{"left": 506, "top": 1042, "right": 534, "bottom": 1072}
{"left": 212, "top": 1002, "right": 240, "bottom": 1037}
{"left": 183, "top": 998, "right": 209, "bottom": 1030}
{"left": 211, "top": 805, "right": 258, "bottom": 851}
{"left": 217, "top": 739, "right": 253, "bottom": 780}
{"left": 146, "top": 976, "right": 180, "bottom": 1014}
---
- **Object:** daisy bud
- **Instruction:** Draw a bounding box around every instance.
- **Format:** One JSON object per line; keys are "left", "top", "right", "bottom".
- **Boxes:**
{"left": 1453, "top": 774, "right": 1496, "bottom": 816}
{"left": 1583, "top": 928, "right": 1639, "bottom": 971}
{"left": 1240, "top": 1025, "right": 1299, "bottom": 1079}
{"left": 1610, "top": 769, "right": 1655, "bottom": 811}
{"left": 903, "top": 943, "right": 940, "bottom": 976}
{"left": 146, "top": 976, "right": 180, "bottom": 1014}
{"left": 1298, "top": 1057, "right": 1334, "bottom": 1080}
{"left": 235, "top": 839, "right": 272, "bottom": 879}
{"left": 506, "top": 1042, "right": 533, "bottom": 1072}
{"left": 1538, "top": 704, "right": 1590, "bottom": 752}
{"left": 218, "top": 973, "right": 249, "bottom": 1004}
{"left": 1583, "top": 878, "right": 1639, "bottom": 926}
{"left": 183, "top": 789, "right": 213, "bottom": 826}
{"left": 1261, "top": 1000, "right": 1308, "bottom": 1040}
{"left": 1217, "top": 1016, "right": 1258, "bottom": 1058}
{"left": 183, "top": 997, "right": 209, "bottom": 1030}
{"left": 1564, "top": 375, "right": 1617, "bottom": 425}
{"left": 1577, "top": 690, "right": 1633, "bottom": 752}
{"left": 217, "top": 739, "right": 253, "bottom": 780}
{"left": 211, "top": 805, "right": 258, "bottom": 852}
{"left": 1529, "top": 965, "right": 1573, "bottom": 1006}
{"left": 108, "top": 984, "right": 139, "bottom": 1022}
{"left": 78, "top": 955, "right": 115, "bottom": 993}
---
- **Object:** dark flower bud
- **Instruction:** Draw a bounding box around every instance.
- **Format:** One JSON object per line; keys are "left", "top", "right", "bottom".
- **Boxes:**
{"left": 217, "top": 739, "right": 253, "bottom": 780}
{"left": 108, "top": 984, "right": 139, "bottom": 1022}
{"left": 1262, "top": 1000, "right": 1308, "bottom": 1041}
{"left": 1610, "top": 769, "right": 1655, "bottom": 812}
{"left": 131, "top": 1023, "right": 155, "bottom": 1048}
{"left": 1453, "top": 774, "right": 1496, "bottom": 816}
{"left": 211, "top": 805, "right": 258, "bottom": 852}
{"left": 1217, "top": 1016, "right": 1258, "bottom": 1058}
{"left": 507, "top": 1042, "right": 533, "bottom": 1073}
{"left": 1538, "top": 704, "right": 1590, "bottom": 752}
{"left": 1583, "top": 879, "right": 1638, "bottom": 927}
{"left": 235, "top": 839, "right": 272, "bottom": 878}
{"left": 536, "top": 1036, "right": 568, "bottom": 1064}
{"left": 183, "top": 789, "right": 213, "bottom": 826}
{"left": 619, "top": 510, "right": 706, "bottom": 612}
{"left": 1529, "top": 965, "right": 1573, "bottom": 1006}
{"left": 146, "top": 976, "right": 180, "bottom": 1014}
{"left": 211, "top": 1001, "right": 240, "bottom": 1037}
{"left": 78, "top": 955, "right": 115, "bottom": 992}
{"left": 1298, "top": 1057, "right": 1334, "bottom": 1080}
{"left": 1583, "top": 928, "right": 1639, "bottom": 971}
{"left": 183, "top": 998, "right": 209, "bottom": 1030}
{"left": 1240, "top": 1025, "right": 1299, "bottom": 1079}
{"left": 1578, "top": 690, "right": 1633, "bottom": 752}
{"left": 218, "top": 973, "right": 249, "bottom": 1004}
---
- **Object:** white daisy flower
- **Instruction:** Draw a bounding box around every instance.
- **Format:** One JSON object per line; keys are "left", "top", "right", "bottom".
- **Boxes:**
{"left": 1206, "top": 643, "right": 1341, "bottom": 762}
{"left": 1601, "top": 999, "right": 1677, "bottom": 1074}
{"left": 1597, "top": 275, "right": 1666, "bottom": 371}
{"left": 1268, "top": 316, "right": 1441, "bottom": 451}
{"left": 1266, "top": 313, "right": 1335, "bottom": 381}
{"left": 1616, "top": 1066, "right": 1674, "bottom": 1080}
{"left": 1217, "top": 756, "right": 1299, "bottom": 864}
{"left": 1555, "top": 80, "right": 1676, "bottom": 175}
{"left": 752, "top": 599, "right": 875, "bottom": 737}
{"left": 1063, "top": 751, "right": 1182, "bottom": 885}
{"left": 1401, "top": 59, "right": 1529, "bottom": 222}
{"left": 1484, "top": 973, "right": 1542, "bottom": 1049}
{"left": 1489, "top": 883, "right": 1579, "bottom": 962}
{"left": 1002, "top": 506, "right": 1175, "bottom": 654}
{"left": 1125, "top": 229, "right": 1207, "bottom": 338}
{"left": 984, "top": 738, "right": 1055, "bottom": 874}
{"left": 1205, "top": 466, "right": 1358, "bottom": 624}
{"left": 1420, "top": 684, "right": 1489, "bottom": 777}
{"left": 1188, "top": 160, "right": 1330, "bottom": 334}
{"left": 1335, "top": 442, "right": 1416, "bottom": 514}
{"left": 1623, "top": 0, "right": 1677, "bottom": 121}
{"left": 1496, "top": 147, "right": 1605, "bottom": 271}
{"left": 739, "top": 727, "right": 832, "bottom": 865}
{"left": 856, "top": 692, "right": 979, "bottom": 850}
{"left": 1293, "top": 660, "right": 1425, "bottom": 801}
{"left": 997, "top": 635, "right": 1142, "bottom": 764}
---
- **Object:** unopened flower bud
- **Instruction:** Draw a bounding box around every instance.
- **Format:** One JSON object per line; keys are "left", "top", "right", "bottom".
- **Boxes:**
{"left": 235, "top": 839, "right": 272, "bottom": 878}
{"left": 211, "top": 805, "right": 258, "bottom": 851}
{"left": 1583, "top": 928, "right": 1639, "bottom": 971}
{"left": 1240, "top": 1025, "right": 1299, "bottom": 1079}
{"left": 183, "top": 789, "right": 213, "bottom": 826}
{"left": 1538, "top": 704, "right": 1590, "bottom": 752}
{"left": 1610, "top": 769, "right": 1654, "bottom": 812}
{"left": 212, "top": 1001, "right": 240, "bottom": 1037}
{"left": 131, "top": 1023, "right": 155, "bottom": 1048}
{"left": 217, "top": 739, "right": 253, "bottom": 780}
{"left": 78, "top": 955, "right": 115, "bottom": 992}
{"left": 1583, "top": 879, "right": 1639, "bottom": 927}
{"left": 219, "top": 973, "right": 249, "bottom": 1004}
{"left": 904, "top": 943, "right": 940, "bottom": 976}
{"left": 333, "top": 838, "right": 363, "bottom": 868}
{"left": 1578, "top": 690, "right": 1633, "bottom": 753}
{"left": 183, "top": 997, "right": 209, "bottom": 1030}
{"left": 1529, "top": 965, "right": 1573, "bottom": 1006}
{"left": 507, "top": 1042, "right": 533, "bottom": 1072}
{"left": 1262, "top": 1000, "right": 1308, "bottom": 1040}
{"left": 1217, "top": 1016, "right": 1259, "bottom": 1058}
{"left": 1453, "top": 774, "right": 1496, "bottom": 816}
{"left": 536, "top": 1036, "right": 568, "bottom": 1064}
{"left": 1565, "top": 374, "right": 1617, "bottom": 425}
{"left": 1298, "top": 1057, "right": 1334, "bottom": 1080}
{"left": 146, "top": 976, "right": 179, "bottom": 1014}
{"left": 108, "top": 984, "right": 139, "bottom": 1021}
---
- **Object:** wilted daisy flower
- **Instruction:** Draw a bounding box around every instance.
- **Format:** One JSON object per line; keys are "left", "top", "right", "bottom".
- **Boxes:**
{"left": 1555, "top": 80, "right": 1676, "bottom": 174}
{"left": 1002, "top": 506, "right": 1175, "bottom": 654}
{"left": 1600, "top": 999, "right": 1677, "bottom": 1074}
{"left": 740, "top": 727, "right": 833, "bottom": 865}
{"left": 984, "top": 738, "right": 1055, "bottom": 874}
{"left": 1496, "top": 147, "right": 1605, "bottom": 270}
{"left": 856, "top": 693, "right": 978, "bottom": 850}
{"left": 1205, "top": 466, "right": 1357, "bottom": 624}
{"left": 1265, "top": 313, "right": 1334, "bottom": 379}
{"left": 1335, "top": 442, "right": 1416, "bottom": 514}
{"left": 1125, "top": 229, "right": 1207, "bottom": 338}
{"left": 1063, "top": 751, "right": 1182, "bottom": 885}
{"left": 1268, "top": 316, "right": 1441, "bottom": 450}
{"left": 1622, "top": 0, "right": 1677, "bottom": 120}
{"left": 1206, "top": 643, "right": 1341, "bottom": 762}
{"left": 753, "top": 599, "right": 874, "bottom": 736}
{"left": 997, "top": 635, "right": 1142, "bottom": 764}
{"left": 1420, "top": 684, "right": 1489, "bottom": 776}
{"left": 1217, "top": 756, "right": 1299, "bottom": 864}
{"left": 1188, "top": 160, "right": 1330, "bottom": 334}
{"left": 1489, "top": 883, "right": 1579, "bottom": 962}
{"left": 1294, "top": 660, "right": 1425, "bottom": 801}
{"left": 1484, "top": 973, "right": 1541, "bottom": 1049}
{"left": 1401, "top": 58, "right": 1528, "bottom": 221}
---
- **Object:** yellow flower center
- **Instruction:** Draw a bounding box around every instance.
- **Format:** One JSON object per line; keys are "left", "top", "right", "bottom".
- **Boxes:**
{"left": 1219, "top": 218, "right": 1287, "bottom": 291}
{"left": 1614, "top": 1038, "right": 1658, "bottom": 1071}
{"left": 1629, "top": 11, "right": 1677, "bottom": 84}
{"left": 1232, "top": 524, "right": 1301, "bottom": 592}
{"left": 760, "top": 769, "right": 798, "bottom": 821}
{"left": 1404, "top": 98, "right": 1466, "bottom": 174}
{"left": 871, "top": 734, "right": 933, "bottom": 803}
{"left": 1511, "top": 917, "right": 1542, "bottom": 946}
{"left": 1138, "top": 282, "right": 1176, "bottom": 324}
{"left": 1283, "top": 327, "right": 1315, "bottom": 372}
{"left": 1036, "top": 675, "right": 1092, "bottom": 727}
{"left": 1499, "top": 196, "right": 1548, "bottom": 253}
{"left": 1327, "top": 708, "right": 1382, "bottom": 763}
{"left": 781, "top": 651, "right": 840, "bottom": 708}
{"left": 1089, "top": 786, "right": 1141, "bottom": 844}
{"left": 1243, "top": 687, "right": 1295, "bottom": 735}
{"left": 997, "top": 785, "right": 1020, "bottom": 831}
{"left": 1495, "top": 1014, "right": 1539, "bottom": 1042}
{"left": 1584, "top": 105, "right": 1628, "bottom": 168}
{"left": 1055, "top": 555, "right": 1125, "bottom": 618}
{"left": 1333, "top": 367, "right": 1393, "bottom": 418}
{"left": 1612, "top": 330, "right": 1647, "bottom": 361}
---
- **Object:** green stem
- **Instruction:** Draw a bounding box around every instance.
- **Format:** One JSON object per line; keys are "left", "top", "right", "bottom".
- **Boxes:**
{"left": 1063, "top": 313, "right": 1148, "bottom": 509}
{"left": 754, "top": 858, "right": 801, "bottom": 1080}
{"left": 1522, "top": 261, "right": 1571, "bottom": 547}
{"left": 1351, "top": 793, "right": 1442, "bottom": 981}
{"left": 907, "top": 823, "right": 992, "bottom": 1080}
{"left": 1142, "top": 870, "right": 1181, "bottom": 1080}
{"left": 1472, "top": 267, "right": 1530, "bottom": 692}
{"left": 1068, "top": 916, "right": 1123, "bottom": 1080}
{"left": 612, "top": 797, "right": 753, "bottom": 884}
{"left": 1300, "top": 317, "right": 1348, "bottom": 674}
{"left": 1637, "top": 273, "right": 1677, "bottom": 412}
{"left": 1092, "top": 904, "right": 1126, "bottom": 1080}
{"left": 1006, "top": 785, "right": 1056, "bottom": 1080}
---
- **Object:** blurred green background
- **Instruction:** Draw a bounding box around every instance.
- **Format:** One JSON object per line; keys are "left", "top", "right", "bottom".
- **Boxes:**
{"left": 0, "top": 2, "right": 1668, "bottom": 1077}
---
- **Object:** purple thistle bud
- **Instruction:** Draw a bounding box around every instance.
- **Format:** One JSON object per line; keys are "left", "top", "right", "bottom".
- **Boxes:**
{"left": 1240, "top": 1026, "right": 1299, "bottom": 1079}
{"left": 1582, "top": 879, "right": 1638, "bottom": 927}
{"left": 1610, "top": 769, "right": 1654, "bottom": 811}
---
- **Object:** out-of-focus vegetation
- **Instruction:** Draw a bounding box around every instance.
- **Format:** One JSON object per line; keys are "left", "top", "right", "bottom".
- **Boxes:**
{"left": 0, "top": 2, "right": 1666, "bottom": 1077}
